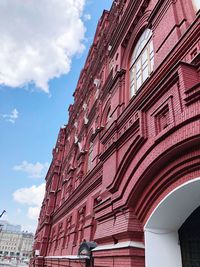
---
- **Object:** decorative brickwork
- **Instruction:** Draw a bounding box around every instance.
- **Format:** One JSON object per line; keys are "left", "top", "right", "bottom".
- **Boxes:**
{"left": 31, "top": 0, "right": 200, "bottom": 266}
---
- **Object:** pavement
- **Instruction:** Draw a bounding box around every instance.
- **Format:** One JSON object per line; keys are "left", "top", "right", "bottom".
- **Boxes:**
{"left": 0, "top": 261, "right": 28, "bottom": 267}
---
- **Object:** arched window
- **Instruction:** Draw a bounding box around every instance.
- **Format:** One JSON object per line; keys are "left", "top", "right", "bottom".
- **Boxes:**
{"left": 105, "top": 107, "right": 111, "bottom": 129}
{"left": 87, "top": 141, "right": 93, "bottom": 172}
{"left": 130, "top": 29, "right": 154, "bottom": 97}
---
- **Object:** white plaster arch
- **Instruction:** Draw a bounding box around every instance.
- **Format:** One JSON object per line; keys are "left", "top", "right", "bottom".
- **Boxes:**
{"left": 144, "top": 177, "right": 200, "bottom": 267}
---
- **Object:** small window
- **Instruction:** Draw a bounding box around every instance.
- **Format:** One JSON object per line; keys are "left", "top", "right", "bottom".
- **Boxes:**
{"left": 130, "top": 29, "right": 154, "bottom": 97}
{"left": 105, "top": 107, "right": 111, "bottom": 129}
{"left": 87, "top": 142, "right": 94, "bottom": 172}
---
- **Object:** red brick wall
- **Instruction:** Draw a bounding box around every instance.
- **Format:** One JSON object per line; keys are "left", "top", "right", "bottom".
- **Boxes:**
{"left": 32, "top": 0, "right": 200, "bottom": 266}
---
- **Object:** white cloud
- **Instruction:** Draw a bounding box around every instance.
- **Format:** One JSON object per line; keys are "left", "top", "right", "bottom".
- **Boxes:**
{"left": 16, "top": 208, "right": 22, "bottom": 214}
{"left": 0, "top": 0, "right": 86, "bottom": 93}
{"left": 13, "top": 183, "right": 45, "bottom": 224}
{"left": 28, "top": 207, "right": 41, "bottom": 221}
{"left": 83, "top": 14, "right": 91, "bottom": 21}
{"left": 13, "top": 161, "right": 49, "bottom": 178}
{"left": 1, "top": 108, "right": 19, "bottom": 123}
{"left": 13, "top": 183, "right": 45, "bottom": 207}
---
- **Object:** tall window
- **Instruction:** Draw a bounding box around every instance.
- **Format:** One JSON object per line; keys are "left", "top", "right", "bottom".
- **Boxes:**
{"left": 87, "top": 141, "right": 93, "bottom": 172}
{"left": 130, "top": 29, "right": 154, "bottom": 97}
{"left": 105, "top": 107, "right": 111, "bottom": 129}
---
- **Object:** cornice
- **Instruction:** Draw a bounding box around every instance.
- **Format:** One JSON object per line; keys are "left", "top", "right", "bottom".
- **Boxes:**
{"left": 45, "top": 160, "right": 62, "bottom": 188}
{"left": 191, "top": 52, "right": 200, "bottom": 66}
{"left": 100, "top": 122, "right": 140, "bottom": 163}
{"left": 100, "top": 72, "right": 113, "bottom": 101}
{"left": 109, "top": 0, "right": 149, "bottom": 56}
{"left": 107, "top": 134, "right": 147, "bottom": 195}
{"left": 184, "top": 82, "right": 200, "bottom": 106}
{"left": 87, "top": 99, "right": 98, "bottom": 126}
{"left": 51, "top": 162, "right": 103, "bottom": 223}
{"left": 148, "top": 0, "right": 172, "bottom": 27}
{"left": 101, "top": 69, "right": 126, "bottom": 102}
{"left": 135, "top": 138, "right": 200, "bottom": 222}
{"left": 100, "top": 121, "right": 118, "bottom": 145}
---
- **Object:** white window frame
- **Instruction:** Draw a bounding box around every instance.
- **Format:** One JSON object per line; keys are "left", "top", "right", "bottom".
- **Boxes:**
{"left": 87, "top": 142, "right": 93, "bottom": 172}
{"left": 105, "top": 107, "right": 111, "bottom": 129}
{"left": 130, "top": 29, "right": 154, "bottom": 97}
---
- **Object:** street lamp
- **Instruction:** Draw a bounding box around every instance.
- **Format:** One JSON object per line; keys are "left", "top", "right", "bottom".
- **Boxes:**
{"left": 0, "top": 210, "right": 6, "bottom": 233}
{"left": 0, "top": 210, "right": 6, "bottom": 218}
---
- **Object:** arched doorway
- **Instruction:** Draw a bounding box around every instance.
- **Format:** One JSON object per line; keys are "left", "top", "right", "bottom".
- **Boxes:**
{"left": 144, "top": 178, "right": 200, "bottom": 267}
{"left": 179, "top": 206, "right": 200, "bottom": 267}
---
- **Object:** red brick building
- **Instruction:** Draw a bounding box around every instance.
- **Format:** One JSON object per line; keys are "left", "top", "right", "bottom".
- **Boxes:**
{"left": 32, "top": 0, "right": 200, "bottom": 266}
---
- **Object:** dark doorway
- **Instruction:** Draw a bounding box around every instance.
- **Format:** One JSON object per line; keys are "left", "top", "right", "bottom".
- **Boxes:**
{"left": 178, "top": 206, "right": 200, "bottom": 267}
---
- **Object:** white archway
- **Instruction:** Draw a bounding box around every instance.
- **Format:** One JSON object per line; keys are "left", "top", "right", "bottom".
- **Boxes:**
{"left": 144, "top": 178, "right": 200, "bottom": 267}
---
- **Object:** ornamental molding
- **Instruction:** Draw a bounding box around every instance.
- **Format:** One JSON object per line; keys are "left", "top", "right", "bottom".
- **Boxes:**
{"left": 148, "top": 0, "right": 176, "bottom": 28}
{"left": 101, "top": 69, "right": 126, "bottom": 102}
{"left": 132, "top": 139, "right": 200, "bottom": 223}
{"left": 109, "top": 0, "right": 150, "bottom": 56}
{"left": 51, "top": 163, "right": 103, "bottom": 223}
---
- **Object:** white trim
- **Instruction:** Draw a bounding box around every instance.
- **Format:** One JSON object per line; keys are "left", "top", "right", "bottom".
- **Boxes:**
{"left": 45, "top": 255, "right": 89, "bottom": 260}
{"left": 145, "top": 177, "right": 200, "bottom": 229}
{"left": 92, "top": 241, "right": 144, "bottom": 252}
{"left": 144, "top": 177, "right": 200, "bottom": 267}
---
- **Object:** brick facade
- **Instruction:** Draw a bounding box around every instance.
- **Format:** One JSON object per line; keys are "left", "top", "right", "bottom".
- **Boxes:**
{"left": 31, "top": 0, "right": 200, "bottom": 266}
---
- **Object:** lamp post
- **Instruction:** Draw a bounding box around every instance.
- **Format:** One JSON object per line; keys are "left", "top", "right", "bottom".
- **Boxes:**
{"left": 0, "top": 210, "right": 6, "bottom": 233}
{"left": 0, "top": 210, "right": 6, "bottom": 218}
{"left": 0, "top": 211, "right": 6, "bottom": 263}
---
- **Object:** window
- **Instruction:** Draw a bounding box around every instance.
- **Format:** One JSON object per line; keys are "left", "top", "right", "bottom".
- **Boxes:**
{"left": 87, "top": 142, "right": 94, "bottom": 172}
{"left": 130, "top": 29, "right": 154, "bottom": 97}
{"left": 105, "top": 107, "right": 111, "bottom": 129}
{"left": 178, "top": 206, "right": 200, "bottom": 267}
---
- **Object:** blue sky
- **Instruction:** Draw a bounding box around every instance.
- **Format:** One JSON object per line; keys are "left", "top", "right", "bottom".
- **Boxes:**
{"left": 0, "top": 0, "right": 113, "bottom": 233}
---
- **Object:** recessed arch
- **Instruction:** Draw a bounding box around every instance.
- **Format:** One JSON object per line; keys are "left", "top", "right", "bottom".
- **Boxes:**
{"left": 129, "top": 28, "right": 154, "bottom": 96}
{"left": 121, "top": 10, "right": 152, "bottom": 104}
{"left": 100, "top": 98, "right": 111, "bottom": 128}
{"left": 85, "top": 128, "right": 95, "bottom": 173}
{"left": 121, "top": 10, "right": 152, "bottom": 70}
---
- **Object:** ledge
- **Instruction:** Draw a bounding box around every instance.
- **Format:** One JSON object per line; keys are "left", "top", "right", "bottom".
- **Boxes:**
{"left": 92, "top": 241, "right": 145, "bottom": 251}
{"left": 45, "top": 255, "right": 89, "bottom": 260}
